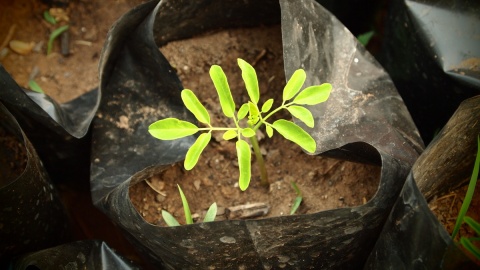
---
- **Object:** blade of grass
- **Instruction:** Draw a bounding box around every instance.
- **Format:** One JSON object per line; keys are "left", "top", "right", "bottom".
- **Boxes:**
{"left": 47, "top": 25, "right": 69, "bottom": 55}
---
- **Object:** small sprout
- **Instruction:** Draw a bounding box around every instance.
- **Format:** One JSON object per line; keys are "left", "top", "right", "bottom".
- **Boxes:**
{"left": 43, "top": 10, "right": 57, "bottom": 25}
{"left": 47, "top": 25, "right": 69, "bottom": 55}
{"left": 149, "top": 58, "right": 332, "bottom": 191}
{"left": 28, "top": 80, "right": 44, "bottom": 93}
{"left": 290, "top": 182, "right": 303, "bottom": 215}
{"left": 357, "top": 30, "right": 375, "bottom": 47}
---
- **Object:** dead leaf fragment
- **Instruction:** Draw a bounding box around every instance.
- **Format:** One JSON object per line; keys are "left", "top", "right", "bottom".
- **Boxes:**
{"left": 9, "top": 40, "right": 35, "bottom": 55}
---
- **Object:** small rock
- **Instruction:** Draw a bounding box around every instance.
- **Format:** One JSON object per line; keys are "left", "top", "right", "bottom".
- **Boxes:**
{"left": 155, "top": 194, "right": 166, "bottom": 203}
{"left": 193, "top": 180, "right": 201, "bottom": 190}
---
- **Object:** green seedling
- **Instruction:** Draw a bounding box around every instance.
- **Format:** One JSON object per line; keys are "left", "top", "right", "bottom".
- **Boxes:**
{"left": 47, "top": 25, "right": 69, "bottom": 55}
{"left": 28, "top": 80, "right": 44, "bottom": 93}
{"left": 290, "top": 182, "right": 303, "bottom": 215}
{"left": 43, "top": 10, "right": 57, "bottom": 25}
{"left": 452, "top": 136, "right": 480, "bottom": 260}
{"left": 162, "top": 184, "right": 217, "bottom": 226}
{"left": 357, "top": 30, "right": 375, "bottom": 47}
{"left": 149, "top": 58, "right": 332, "bottom": 191}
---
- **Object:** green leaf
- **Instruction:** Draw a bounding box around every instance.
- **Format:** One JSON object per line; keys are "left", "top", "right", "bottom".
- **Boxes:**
{"left": 464, "top": 216, "right": 480, "bottom": 235}
{"left": 261, "top": 99, "right": 274, "bottom": 113}
{"left": 47, "top": 25, "right": 69, "bottom": 55}
{"left": 203, "top": 202, "right": 217, "bottom": 222}
{"left": 287, "top": 105, "right": 315, "bottom": 128}
{"left": 184, "top": 132, "right": 211, "bottom": 170}
{"left": 238, "top": 58, "right": 259, "bottom": 104}
{"left": 236, "top": 140, "right": 251, "bottom": 191}
{"left": 247, "top": 101, "right": 260, "bottom": 126}
{"left": 181, "top": 89, "right": 210, "bottom": 124}
{"left": 272, "top": 119, "right": 316, "bottom": 153}
{"left": 28, "top": 80, "right": 44, "bottom": 93}
{"left": 178, "top": 185, "right": 193, "bottom": 225}
{"left": 162, "top": 210, "right": 180, "bottom": 227}
{"left": 266, "top": 125, "right": 274, "bottom": 138}
{"left": 149, "top": 118, "right": 199, "bottom": 140}
{"left": 460, "top": 237, "right": 480, "bottom": 259}
{"left": 290, "top": 182, "right": 303, "bottom": 215}
{"left": 357, "top": 30, "right": 375, "bottom": 47}
{"left": 210, "top": 65, "right": 235, "bottom": 117}
{"left": 237, "top": 103, "right": 249, "bottom": 120}
{"left": 283, "top": 69, "right": 306, "bottom": 101}
{"left": 241, "top": 128, "right": 255, "bottom": 138}
{"left": 292, "top": 83, "right": 332, "bottom": 105}
{"left": 223, "top": 130, "right": 237, "bottom": 140}
{"left": 43, "top": 10, "right": 57, "bottom": 25}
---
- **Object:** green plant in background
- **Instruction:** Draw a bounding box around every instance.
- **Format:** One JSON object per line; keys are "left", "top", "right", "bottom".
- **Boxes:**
{"left": 451, "top": 135, "right": 480, "bottom": 260}
{"left": 162, "top": 185, "right": 217, "bottom": 226}
{"left": 149, "top": 58, "right": 332, "bottom": 191}
{"left": 47, "top": 25, "right": 69, "bottom": 55}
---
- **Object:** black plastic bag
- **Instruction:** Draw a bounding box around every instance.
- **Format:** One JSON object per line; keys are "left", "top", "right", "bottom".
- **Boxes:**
{"left": 365, "top": 96, "right": 480, "bottom": 269}
{"left": 379, "top": 0, "right": 480, "bottom": 143}
{"left": 91, "top": 0, "right": 423, "bottom": 268}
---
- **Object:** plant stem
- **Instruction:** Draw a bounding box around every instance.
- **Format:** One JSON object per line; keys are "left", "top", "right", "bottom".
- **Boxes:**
{"left": 249, "top": 133, "right": 269, "bottom": 186}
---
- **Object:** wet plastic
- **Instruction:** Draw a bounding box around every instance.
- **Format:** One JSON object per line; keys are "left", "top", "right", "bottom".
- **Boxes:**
{"left": 91, "top": 0, "right": 423, "bottom": 268}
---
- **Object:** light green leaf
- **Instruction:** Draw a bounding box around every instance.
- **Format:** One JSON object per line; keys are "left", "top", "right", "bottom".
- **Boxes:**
{"left": 261, "top": 99, "right": 274, "bottom": 113}
{"left": 290, "top": 196, "right": 302, "bottom": 215}
{"left": 241, "top": 128, "right": 255, "bottom": 138}
{"left": 292, "top": 83, "right": 332, "bottom": 105}
{"left": 203, "top": 202, "right": 217, "bottom": 222}
{"left": 238, "top": 58, "right": 259, "bottom": 104}
{"left": 184, "top": 132, "right": 211, "bottom": 170}
{"left": 162, "top": 210, "right": 180, "bottom": 227}
{"left": 178, "top": 185, "right": 193, "bottom": 225}
{"left": 283, "top": 69, "right": 306, "bottom": 101}
{"left": 210, "top": 65, "right": 235, "bottom": 117}
{"left": 181, "top": 89, "right": 210, "bottom": 124}
{"left": 464, "top": 216, "right": 480, "bottom": 235}
{"left": 247, "top": 101, "right": 260, "bottom": 126}
{"left": 28, "top": 80, "right": 44, "bottom": 93}
{"left": 266, "top": 125, "right": 273, "bottom": 138}
{"left": 43, "top": 10, "right": 56, "bottom": 25}
{"left": 460, "top": 237, "right": 480, "bottom": 259}
{"left": 149, "top": 118, "right": 199, "bottom": 140}
{"left": 47, "top": 25, "right": 69, "bottom": 55}
{"left": 223, "top": 130, "right": 237, "bottom": 140}
{"left": 237, "top": 103, "right": 249, "bottom": 120}
{"left": 272, "top": 119, "right": 316, "bottom": 153}
{"left": 236, "top": 140, "right": 251, "bottom": 191}
{"left": 287, "top": 105, "right": 315, "bottom": 128}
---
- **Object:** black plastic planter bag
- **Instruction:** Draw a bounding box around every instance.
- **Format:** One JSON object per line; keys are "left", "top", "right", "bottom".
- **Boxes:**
{"left": 0, "top": 102, "right": 69, "bottom": 266}
{"left": 379, "top": 0, "right": 480, "bottom": 144}
{"left": 91, "top": 0, "right": 423, "bottom": 268}
{"left": 365, "top": 96, "right": 480, "bottom": 269}
{"left": 11, "top": 240, "right": 140, "bottom": 270}
{"left": 0, "top": 64, "right": 98, "bottom": 183}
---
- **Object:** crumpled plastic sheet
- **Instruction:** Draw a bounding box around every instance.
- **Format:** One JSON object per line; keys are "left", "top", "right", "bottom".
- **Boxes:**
{"left": 90, "top": 0, "right": 423, "bottom": 268}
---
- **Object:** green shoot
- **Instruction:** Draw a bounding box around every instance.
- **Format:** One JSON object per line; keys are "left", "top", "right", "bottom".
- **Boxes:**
{"left": 43, "top": 10, "right": 57, "bottom": 25}
{"left": 149, "top": 58, "right": 332, "bottom": 191}
{"left": 28, "top": 80, "right": 44, "bottom": 93}
{"left": 47, "top": 25, "right": 69, "bottom": 55}
{"left": 161, "top": 185, "right": 217, "bottom": 226}
{"left": 290, "top": 182, "right": 303, "bottom": 215}
{"left": 357, "top": 30, "right": 375, "bottom": 47}
{"left": 459, "top": 216, "right": 480, "bottom": 260}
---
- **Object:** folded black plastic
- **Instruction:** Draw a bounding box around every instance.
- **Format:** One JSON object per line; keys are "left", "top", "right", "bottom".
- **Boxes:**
{"left": 0, "top": 65, "right": 98, "bottom": 182}
{"left": 11, "top": 240, "right": 140, "bottom": 270}
{"left": 91, "top": 0, "right": 424, "bottom": 268}
{"left": 0, "top": 102, "right": 69, "bottom": 267}
{"left": 365, "top": 96, "right": 480, "bottom": 269}
{"left": 379, "top": 0, "right": 480, "bottom": 144}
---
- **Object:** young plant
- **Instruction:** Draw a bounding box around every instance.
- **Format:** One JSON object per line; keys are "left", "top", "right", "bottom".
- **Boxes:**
{"left": 149, "top": 58, "right": 332, "bottom": 191}
{"left": 290, "top": 181, "right": 303, "bottom": 215}
{"left": 47, "top": 25, "right": 69, "bottom": 55}
{"left": 451, "top": 136, "right": 480, "bottom": 260}
{"left": 162, "top": 185, "right": 217, "bottom": 226}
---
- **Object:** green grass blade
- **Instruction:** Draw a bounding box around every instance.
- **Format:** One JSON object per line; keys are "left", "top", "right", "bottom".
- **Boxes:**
{"left": 162, "top": 210, "right": 180, "bottom": 227}
{"left": 452, "top": 136, "right": 480, "bottom": 238}
{"left": 287, "top": 105, "right": 314, "bottom": 128}
{"left": 357, "top": 30, "right": 375, "bottom": 46}
{"left": 43, "top": 10, "right": 57, "bottom": 25}
{"left": 290, "top": 182, "right": 303, "bottom": 215}
{"left": 47, "top": 25, "right": 69, "bottom": 55}
{"left": 184, "top": 132, "right": 211, "bottom": 170}
{"left": 181, "top": 89, "right": 210, "bottom": 124}
{"left": 236, "top": 140, "right": 252, "bottom": 191}
{"left": 238, "top": 58, "right": 259, "bottom": 104}
{"left": 203, "top": 202, "right": 217, "bottom": 222}
{"left": 272, "top": 119, "right": 316, "bottom": 153}
{"left": 292, "top": 83, "right": 332, "bottom": 105}
{"left": 210, "top": 65, "right": 235, "bottom": 117}
{"left": 178, "top": 185, "right": 193, "bottom": 225}
{"left": 464, "top": 216, "right": 480, "bottom": 235}
{"left": 149, "top": 118, "right": 199, "bottom": 140}
{"left": 283, "top": 69, "right": 306, "bottom": 101}
{"left": 28, "top": 80, "right": 44, "bottom": 93}
{"left": 460, "top": 237, "right": 480, "bottom": 259}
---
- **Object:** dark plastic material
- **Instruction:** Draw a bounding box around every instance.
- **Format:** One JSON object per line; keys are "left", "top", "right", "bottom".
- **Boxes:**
{"left": 11, "top": 240, "right": 140, "bottom": 270}
{"left": 91, "top": 0, "right": 423, "bottom": 268}
{"left": 0, "top": 102, "right": 69, "bottom": 266}
{"left": 365, "top": 96, "right": 480, "bottom": 269}
{"left": 379, "top": 0, "right": 480, "bottom": 143}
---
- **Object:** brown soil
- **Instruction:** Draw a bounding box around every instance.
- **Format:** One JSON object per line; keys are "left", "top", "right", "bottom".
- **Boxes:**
{"left": 128, "top": 26, "right": 382, "bottom": 226}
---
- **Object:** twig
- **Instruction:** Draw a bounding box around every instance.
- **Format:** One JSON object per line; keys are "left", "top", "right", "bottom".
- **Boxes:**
{"left": 145, "top": 180, "right": 167, "bottom": 196}
{"left": 0, "top": 24, "right": 17, "bottom": 51}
